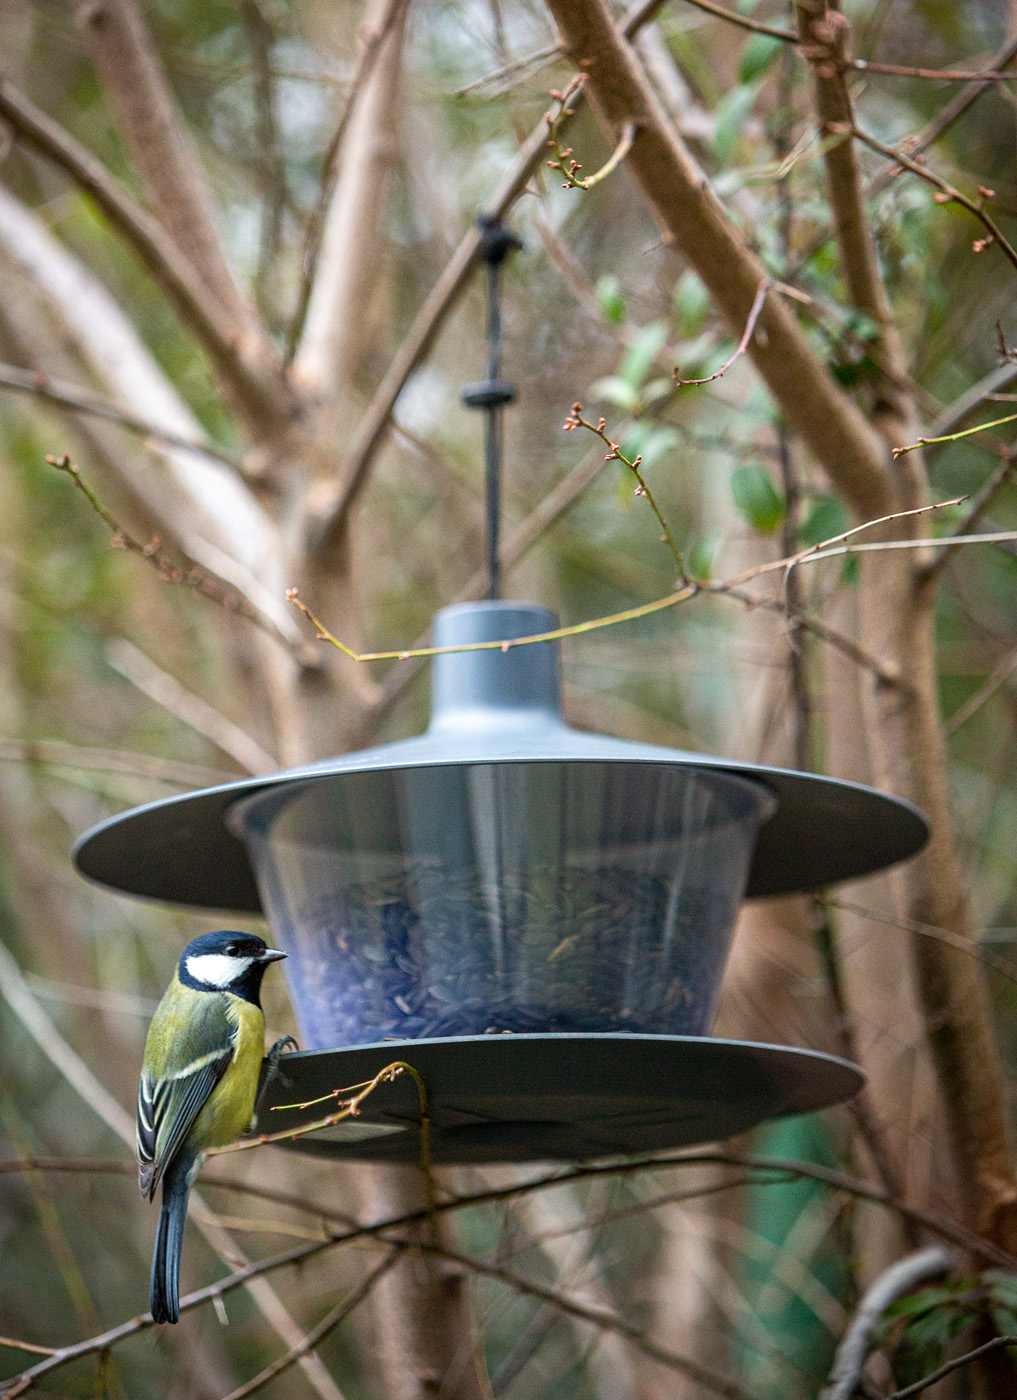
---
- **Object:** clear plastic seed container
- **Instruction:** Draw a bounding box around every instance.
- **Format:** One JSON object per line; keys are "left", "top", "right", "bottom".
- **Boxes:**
{"left": 230, "top": 760, "right": 773, "bottom": 1049}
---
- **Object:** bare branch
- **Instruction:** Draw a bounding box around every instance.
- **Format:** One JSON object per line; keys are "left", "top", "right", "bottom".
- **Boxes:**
{"left": 944, "top": 646, "right": 1017, "bottom": 735}
{"left": 106, "top": 638, "right": 279, "bottom": 775}
{"left": 866, "top": 31, "right": 1017, "bottom": 198}
{"left": 47, "top": 453, "right": 310, "bottom": 659}
{"left": 887, "top": 1335, "right": 1017, "bottom": 1398}
{"left": 289, "top": 0, "right": 412, "bottom": 360}
{"left": 718, "top": 587, "right": 905, "bottom": 690}
{"left": 849, "top": 120, "right": 1017, "bottom": 272}
{"left": 0, "top": 1341, "right": 55, "bottom": 1359}
{"left": 543, "top": 0, "right": 893, "bottom": 520}
{"left": 0, "top": 738, "right": 235, "bottom": 787}
{"left": 0, "top": 189, "right": 279, "bottom": 580}
{"left": 240, "top": 0, "right": 288, "bottom": 314}
{"left": 306, "top": 0, "right": 670, "bottom": 559}
{"left": 290, "top": 497, "right": 973, "bottom": 664}
{"left": 219, "top": 1251, "right": 401, "bottom": 1400}
{"left": 673, "top": 277, "right": 774, "bottom": 387}
{"left": 0, "top": 361, "right": 242, "bottom": 469}
{"left": 679, "top": 0, "right": 797, "bottom": 41}
{"left": 0, "top": 79, "right": 293, "bottom": 433}
{"left": 71, "top": 0, "right": 266, "bottom": 343}
{"left": 456, "top": 43, "right": 563, "bottom": 98}
{"left": 403, "top": 1240, "right": 754, "bottom": 1400}
{"left": 5, "top": 1141, "right": 1015, "bottom": 1398}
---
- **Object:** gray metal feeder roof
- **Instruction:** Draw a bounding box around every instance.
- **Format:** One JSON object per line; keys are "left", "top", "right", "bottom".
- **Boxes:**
{"left": 73, "top": 602, "right": 928, "bottom": 910}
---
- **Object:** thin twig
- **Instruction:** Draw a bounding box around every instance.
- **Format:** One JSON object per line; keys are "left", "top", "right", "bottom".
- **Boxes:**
{"left": 545, "top": 79, "right": 636, "bottom": 189}
{"left": 851, "top": 59, "right": 1017, "bottom": 81}
{"left": 3, "top": 1146, "right": 1014, "bottom": 1397}
{"left": 829, "top": 897, "right": 1017, "bottom": 988}
{"left": 673, "top": 278, "right": 772, "bottom": 387}
{"left": 241, "top": 0, "right": 288, "bottom": 316}
{"left": 680, "top": 0, "right": 797, "bottom": 41}
{"left": 562, "top": 404, "right": 689, "bottom": 581}
{"left": 106, "top": 638, "right": 279, "bottom": 775}
{"left": 718, "top": 587, "right": 904, "bottom": 690}
{"left": 0, "top": 363, "right": 242, "bottom": 470}
{"left": 886, "top": 1335, "right": 1017, "bottom": 1398}
{"left": 892, "top": 411, "right": 1017, "bottom": 458}
{"left": 291, "top": 498, "right": 974, "bottom": 664}
{"left": 921, "top": 450, "right": 1017, "bottom": 584}
{"left": 849, "top": 122, "right": 1017, "bottom": 271}
{"left": 209, "top": 1062, "right": 420, "bottom": 1155}
{"left": 46, "top": 454, "right": 308, "bottom": 659}
{"left": 866, "top": 33, "right": 1017, "bottom": 202}
{"left": 400, "top": 1240, "right": 755, "bottom": 1400}
{"left": 456, "top": 43, "right": 562, "bottom": 97}
{"left": 0, "top": 1342, "right": 55, "bottom": 1359}
{"left": 944, "top": 646, "right": 1017, "bottom": 735}
{"left": 0, "top": 738, "right": 235, "bottom": 787}
{"left": 218, "top": 1251, "right": 401, "bottom": 1400}
{"left": 679, "top": 0, "right": 1017, "bottom": 82}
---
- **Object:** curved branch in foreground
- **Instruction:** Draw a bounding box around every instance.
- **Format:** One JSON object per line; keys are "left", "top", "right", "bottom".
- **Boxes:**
{"left": 819, "top": 1246, "right": 955, "bottom": 1400}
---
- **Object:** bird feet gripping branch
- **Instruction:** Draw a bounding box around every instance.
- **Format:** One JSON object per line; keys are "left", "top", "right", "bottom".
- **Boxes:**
{"left": 253, "top": 1035, "right": 299, "bottom": 1128}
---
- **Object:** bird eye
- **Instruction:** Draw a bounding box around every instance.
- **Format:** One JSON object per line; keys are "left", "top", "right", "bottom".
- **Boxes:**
{"left": 225, "top": 942, "right": 239, "bottom": 956}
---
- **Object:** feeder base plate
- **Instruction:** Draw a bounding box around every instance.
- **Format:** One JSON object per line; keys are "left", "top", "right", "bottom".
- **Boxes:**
{"left": 256, "top": 1034, "right": 862, "bottom": 1164}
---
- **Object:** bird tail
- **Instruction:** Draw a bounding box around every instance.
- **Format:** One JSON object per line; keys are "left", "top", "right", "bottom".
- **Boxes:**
{"left": 150, "top": 1166, "right": 191, "bottom": 1324}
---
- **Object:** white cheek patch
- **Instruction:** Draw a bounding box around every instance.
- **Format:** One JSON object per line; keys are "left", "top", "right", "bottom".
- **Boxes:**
{"left": 186, "top": 953, "right": 254, "bottom": 988}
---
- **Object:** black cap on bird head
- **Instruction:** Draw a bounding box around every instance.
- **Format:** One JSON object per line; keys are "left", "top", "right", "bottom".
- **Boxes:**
{"left": 178, "top": 929, "right": 286, "bottom": 1003}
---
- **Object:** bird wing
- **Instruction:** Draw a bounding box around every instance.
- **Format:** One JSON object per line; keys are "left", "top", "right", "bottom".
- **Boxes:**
{"left": 138, "top": 990, "right": 236, "bottom": 1200}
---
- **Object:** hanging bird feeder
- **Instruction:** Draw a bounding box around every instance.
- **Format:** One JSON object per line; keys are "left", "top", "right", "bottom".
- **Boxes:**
{"left": 73, "top": 223, "right": 928, "bottom": 1164}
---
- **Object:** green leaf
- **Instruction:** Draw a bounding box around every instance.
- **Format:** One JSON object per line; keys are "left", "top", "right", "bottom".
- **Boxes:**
{"left": 689, "top": 533, "right": 719, "bottom": 582}
{"left": 674, "top": 271, "right": 710, "bottom": 338}
{"left": 732, "top": 464, "right": 785, "bottom": 533}
{"left": 588, "top": 376, "right": 643, "bottom": 413}
{"left": 642, "top": 377, "right": 673, "bottom": 407}
{"left": 596, "top": 274, "right": 627, "bottom": 326}
{"left": 739, "top": 33, "right": 783, "bottom": 82}
{"left": 619, "top": 321, "right": 669, "bottom": 391}
{"left": 798, "top": 495, "right": 849, "bottom": 549}
{"left": 713, "top": 80, "right": 762, "bottom": 166}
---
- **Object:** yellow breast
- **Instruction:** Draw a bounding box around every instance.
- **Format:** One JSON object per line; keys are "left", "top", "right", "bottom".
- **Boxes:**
{"left": 191, "top": 994, "right": 265, "bottom": 1149}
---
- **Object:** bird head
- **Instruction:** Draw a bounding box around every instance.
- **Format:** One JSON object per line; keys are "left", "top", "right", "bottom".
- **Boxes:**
{"left": 178, "top": 930, "right": 286, "bottom": 1002}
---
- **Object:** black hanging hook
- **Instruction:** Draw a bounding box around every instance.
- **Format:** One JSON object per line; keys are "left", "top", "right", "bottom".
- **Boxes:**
{"left": 462, "top": 215, "right": 523, "bottom": 601}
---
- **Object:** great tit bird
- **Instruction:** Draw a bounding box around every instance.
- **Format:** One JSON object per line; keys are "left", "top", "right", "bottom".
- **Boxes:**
{"left": 138, "top": 929, "right": 287, "bottom": 1324}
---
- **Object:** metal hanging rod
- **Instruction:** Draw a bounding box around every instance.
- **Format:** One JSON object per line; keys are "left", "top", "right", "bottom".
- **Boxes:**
{"left": 461, "top": 215, "right": 522, "bottom": 601}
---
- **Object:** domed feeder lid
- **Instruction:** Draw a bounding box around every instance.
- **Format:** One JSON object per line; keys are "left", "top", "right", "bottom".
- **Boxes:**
{"left": 73, "top": 601, "right": 928, "bottom": 910}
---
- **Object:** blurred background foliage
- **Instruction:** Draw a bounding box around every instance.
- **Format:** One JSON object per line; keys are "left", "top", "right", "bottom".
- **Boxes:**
{"left": 1, "top": 0, "right": 1017, "bottom": 1395}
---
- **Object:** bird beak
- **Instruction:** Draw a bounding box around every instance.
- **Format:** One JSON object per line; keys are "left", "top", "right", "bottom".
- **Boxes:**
{"left": 259, "top": 948, "right": 287, "bottom": 963}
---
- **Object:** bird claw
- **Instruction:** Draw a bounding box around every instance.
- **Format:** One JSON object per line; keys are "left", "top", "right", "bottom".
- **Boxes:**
{"left": 253, "top": 1035, "right": 299, "bottom": 1126}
